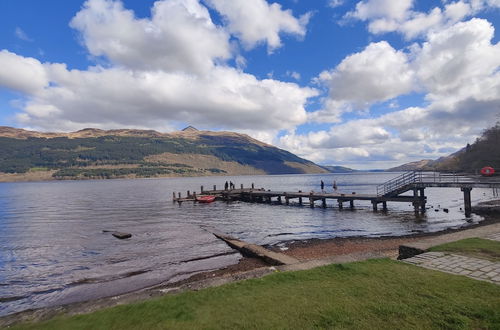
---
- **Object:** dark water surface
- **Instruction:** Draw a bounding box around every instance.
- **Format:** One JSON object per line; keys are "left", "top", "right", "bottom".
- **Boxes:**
{"left": 0, "top": 172, "right": 494, "bottom": 316}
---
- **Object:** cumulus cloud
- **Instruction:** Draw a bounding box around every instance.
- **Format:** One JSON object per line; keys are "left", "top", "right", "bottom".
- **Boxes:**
{"left": 0, "top": 0, "right": 317, "bottom": 134}
{"left": 0, "top": 50, "right": 48, "bottom": 94}
{"left": 347, "top": 0, "right": 500, "bottom": 39}
{"left": 70, "top": 0, "right": 232, "bottom": 74}
{"left": 284, "top": 18, "right": 500, "bottom": 168}
{"left": 414, "top": 18, "right": 500, "bottom": 96}
{"left": 347, "top": 0, "right": 413, "bottom": 21}
{"left": 205, "top": 0, "right": 311, "bottom": 52}
{"left": 310, "top": 41, "right": 414, "bottom": 122}
{"left": 322, "top": 41, "right": 413, "bottom": 104}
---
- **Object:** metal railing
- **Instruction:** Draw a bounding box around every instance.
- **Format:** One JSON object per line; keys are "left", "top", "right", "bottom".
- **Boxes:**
{"left": 377, "top": 171, "right": 419, "bottom": 196}
{"left": 376, "top": 171, "right": 479, "bottom": 196}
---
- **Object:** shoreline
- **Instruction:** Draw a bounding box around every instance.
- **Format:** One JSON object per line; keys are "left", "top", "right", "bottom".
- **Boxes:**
{"left": 2, "top": 214, "right": 499, "bottom": 327}
{"left": 0, "top": 171, "right": 257, "bottom": 183}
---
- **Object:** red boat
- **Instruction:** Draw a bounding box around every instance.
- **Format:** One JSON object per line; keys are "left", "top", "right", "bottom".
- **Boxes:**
{"left": 196, "top": 195, "right": 216, "bottom": 203}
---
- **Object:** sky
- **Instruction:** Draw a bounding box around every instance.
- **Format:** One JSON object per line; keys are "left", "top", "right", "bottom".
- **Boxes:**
{"left": 0, "top": 0, "right": 499, "bottom": 169}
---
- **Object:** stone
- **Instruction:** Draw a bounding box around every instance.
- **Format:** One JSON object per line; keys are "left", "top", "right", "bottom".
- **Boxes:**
{"left": 112, "top": 232, "right": 132, "bottom": 239}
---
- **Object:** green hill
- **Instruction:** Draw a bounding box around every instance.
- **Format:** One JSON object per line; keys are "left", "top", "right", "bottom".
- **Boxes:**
{"left": 0, "top": 126, "right": 328, "bottom": 181}
{"left": 389, "top": 123, "right": 500, "bottom": 173}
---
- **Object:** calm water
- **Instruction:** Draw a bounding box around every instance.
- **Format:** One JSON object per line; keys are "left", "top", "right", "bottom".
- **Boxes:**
{"left": 0, "top": 172, "right": 494, "bottom": 316}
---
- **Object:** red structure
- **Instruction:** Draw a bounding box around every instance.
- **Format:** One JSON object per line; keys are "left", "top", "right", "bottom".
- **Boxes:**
{"left": 480, "top": 166, "right": 495, "bottom": 176}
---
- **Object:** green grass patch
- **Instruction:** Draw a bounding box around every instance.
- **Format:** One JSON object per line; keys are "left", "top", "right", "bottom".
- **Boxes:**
{"left": 429, "top": 237, "right": 500, "bottom": 262}
{"left": 12, "top": 259, "right": 500, "bottom": 330}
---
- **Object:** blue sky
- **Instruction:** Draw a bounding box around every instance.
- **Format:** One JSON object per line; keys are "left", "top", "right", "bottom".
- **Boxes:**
{"left": 0, "top": 0, "right": 499, "bottom": 169}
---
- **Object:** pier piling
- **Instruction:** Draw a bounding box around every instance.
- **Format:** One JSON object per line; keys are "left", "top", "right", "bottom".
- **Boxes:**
{"left": 462, "top": 187, "right": 472, "bottom": 217}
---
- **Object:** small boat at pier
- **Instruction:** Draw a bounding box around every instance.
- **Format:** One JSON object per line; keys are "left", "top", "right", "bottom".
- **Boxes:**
{"left": 196, "top": 195, "right": 216, "bottom": 203}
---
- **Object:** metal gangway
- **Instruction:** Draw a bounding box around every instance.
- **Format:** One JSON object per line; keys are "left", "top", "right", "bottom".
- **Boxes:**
{"left": 376, "top": 171, "right": 500, "bottom": 216}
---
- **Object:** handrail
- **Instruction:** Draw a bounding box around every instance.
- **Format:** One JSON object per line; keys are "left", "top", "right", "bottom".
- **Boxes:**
{"left": 376, "top": 171, "right": 482, "bottom": 196}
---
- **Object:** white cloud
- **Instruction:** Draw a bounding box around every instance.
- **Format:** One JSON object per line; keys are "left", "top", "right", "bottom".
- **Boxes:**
{"left": 14, "top": 27, "right": 33, "bottom": 42}
{"left": 70, "top": 0, "right": 232, "bottom": 74}
{"left": 346, "top": 0, "right": 500, "bottom": 39}
{"left": 312, "top": 41, "right": 414, "bottom": 120}
{"left": 205, "top": 0, "right": 311, "bottom": 52}
{"left": 0, "top": 0, "right": 318, "bottom": 134}
{"left": 347, "top": 0, "right": 413, "bottom": 21}
{"left": 4, "top": 56, "right": 317, "bottom": 132}
{"left": 286, "top": 70, "right": 301, "bottom": 80}
{"left": 283, "top": 18, "right": 500, "bottom": 168}
{"left": 414, "top": 18, "right": 500, "bottom": 97}
{"left": 328, "top": 0, "right": 344, "bottom": 8}
{"left": 0, "top": 50, "right": 48, "bottom": 94}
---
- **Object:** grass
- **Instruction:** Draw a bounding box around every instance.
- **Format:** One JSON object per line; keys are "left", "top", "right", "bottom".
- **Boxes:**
{"left": 13, "top": 258, "right": 500, "bottom": 330}
{"left": 429, "top": 237, "right": 500, "bottom": 262}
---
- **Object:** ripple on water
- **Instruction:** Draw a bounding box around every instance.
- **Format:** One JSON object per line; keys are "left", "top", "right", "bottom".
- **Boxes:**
{"left": 0, "top": 173, "right": 492, "bottom": 316}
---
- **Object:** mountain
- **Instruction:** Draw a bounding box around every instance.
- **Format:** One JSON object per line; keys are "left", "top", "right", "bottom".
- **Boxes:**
{"left": 387, "top": 159, "right": 434, "bottom": 172}
{"left": 0, "top": 126, "right": 328, "bottom": 182}
{"left": 389, "top": 123, "right": 500, "bottom": 173}
{"left": 321, "top": 165, "right": 357, "bottom": 173}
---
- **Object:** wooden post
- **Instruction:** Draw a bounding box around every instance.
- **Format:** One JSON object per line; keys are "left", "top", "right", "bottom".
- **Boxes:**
{"left": 338, "top": 200, "right": 343, "bottom": 210}
{"left": 322, "top": 198, "right": 326, "bottom": 208}
{"left": 382, "top": 201, "right": 387, "bottom": 211}
{"left": 277, "top": 196, "right": 282, "bottom": 204}
{"left": 372, "top": 201, "right": 378, "bottom": 211}
{"left": 213, "top": 185, "right": 216, "bottom": 191}
{"left": 285, "top": 196, "right": 290, "bottom": 205}
{"left": 178, "top": 192, "right": 181, "bottom": 199}
{"left": 193, "top": 192, "right": 197, "bottom": 201}
{"left": 173, "top": 192, "right": 176, "bottom": 202}
{"left": 251, "top": 183, "right": 255, "bottom": 189}
{"left": 419, "top": 188, "right": 426, "bottom": 213}
{"left": 187, "top": 190, "right": 190, "bottom": 198}
{"left": 350, "top": 200, "right": 354, "bottom": 209}
{"left": 241, "top": 184, "right": 244, "bottom": 190}
{"left": 309, "top": 197, "right": 314, "bottom": 208}
{"left": 462, "top": 187, "right": 472, "bottom": 217}
{"left": 201, "top": 186, "right": 204, "bottom": 193}
{"left": 413, "top": 189, "right": 419, "bottom": 214}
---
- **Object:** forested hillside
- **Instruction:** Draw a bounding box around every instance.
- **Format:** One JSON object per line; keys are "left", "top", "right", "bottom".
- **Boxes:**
{"left": 0, "top": 127, "right": 328, "bottom": 180}
{"left": 389, "top": 123, "right": 500, "bottom": 173}
{"left": 457, "top": 123, "right": 500, "bottom": 172}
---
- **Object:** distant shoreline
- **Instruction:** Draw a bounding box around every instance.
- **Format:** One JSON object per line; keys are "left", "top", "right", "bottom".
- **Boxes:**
{"left": 0, "top": 169, "right": 361, "bottom": 183}
{"left": 0, "top": 171, "right": 257, "bottom": 183}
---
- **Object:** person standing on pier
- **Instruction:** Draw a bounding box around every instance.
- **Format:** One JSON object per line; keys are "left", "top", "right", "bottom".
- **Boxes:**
{"left": 224, "top": 181, "right": 229, "bottom": 190}
{"left": 333, "top": 180, "right": 337, "bottom": 191}
{"left": 230, "top": 181, "right": 234, "bottom": 190}
{"left": 320, "top": 180, "right": 324, "bottom": 192}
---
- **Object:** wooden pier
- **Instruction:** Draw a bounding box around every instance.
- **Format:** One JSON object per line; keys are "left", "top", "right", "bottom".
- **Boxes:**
{"left": 173, "top": 172, "right": 500, "bottom": 216}
{"left": 174, "top": 185, "right": 421, "bottom": 212}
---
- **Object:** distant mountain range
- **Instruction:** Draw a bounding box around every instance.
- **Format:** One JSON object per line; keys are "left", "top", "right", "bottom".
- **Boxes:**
{"left": 0, "top": 126, "right": 337, "bottom": 182}
{"left": 389, "top": 123, "right": 500, "bottom": 173}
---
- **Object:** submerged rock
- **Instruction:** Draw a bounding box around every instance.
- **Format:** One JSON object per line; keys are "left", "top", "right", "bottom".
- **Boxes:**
{"left": 111, "top": 232, "right": 132, "bottom": 239}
